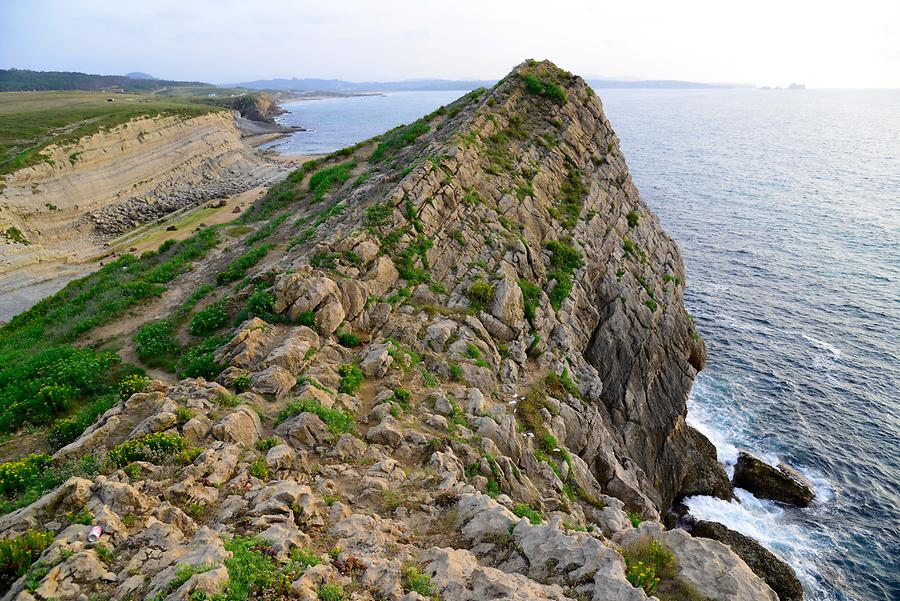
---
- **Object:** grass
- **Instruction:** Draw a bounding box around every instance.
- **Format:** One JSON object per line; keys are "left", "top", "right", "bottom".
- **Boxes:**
{"left": 466, "top": 280, "right": 494, "bottom": 310}
{"left": 402, "top": 564, "right": 434, "bottom": 596}
{"left": 216, "top": 244, "right": 272, "bottom": 284}
{"left": 370, "top": 121, "right": 429, "bottom": 162}
{"left": 520, "top": 73, "right": 567, "bottom": 104}
{"left": 544, "top": 239, "right": 583, "bottom": 310}
{"left": 518, "top": 279, "right": 542, "bottom": 322}
{"left": 622, "top": 539, "right": 674, "bottom": 595}
{"left": 0, "top": 91, "right": 220, "bottom": 176}
{"left": 308, "top": 162, "right": 356, "bottom": 202}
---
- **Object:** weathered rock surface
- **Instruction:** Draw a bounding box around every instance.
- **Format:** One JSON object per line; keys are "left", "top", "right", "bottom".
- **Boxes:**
{"left": 0, "top": 60, "right": 785, "bottom": 601}
{"left": 688, "top": 519, "right": 804, "bottom": 601}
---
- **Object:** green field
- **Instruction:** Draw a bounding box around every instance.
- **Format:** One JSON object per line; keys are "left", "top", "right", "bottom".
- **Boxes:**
{"left": 0, "top": 91, "right": 221, "bottom": 176}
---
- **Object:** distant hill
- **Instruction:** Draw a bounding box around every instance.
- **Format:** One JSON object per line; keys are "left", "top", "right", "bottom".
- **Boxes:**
{"left": 124, "top": 72, "right": 156, "bottom": 80}
{"left": 0, "top": 69, "right": 207, "bottom": 92}
{"left": 230, "top": 77, "right": 496, "bottom": 93}
{"left": 233, "top": 76, "right": 746, "bottom": 93}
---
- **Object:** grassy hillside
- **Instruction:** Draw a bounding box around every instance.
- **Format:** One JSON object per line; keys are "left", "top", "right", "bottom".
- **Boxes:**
{"left": 0, "top": 91, "right": 221, "bottom": 176}
{"left": 0, "top": 68, "right": 208, "bottom": 92}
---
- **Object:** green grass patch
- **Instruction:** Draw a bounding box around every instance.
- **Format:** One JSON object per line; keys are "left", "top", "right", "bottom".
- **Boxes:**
{"left": 275, "top": 398, "right": 355, "bottom": 435}
{"left": 370, "top": 121, "right": 429, "bottom": 163}
{"left": 216, "top": 244, "right": 272, "bottom": 285}
{"left": 337, "top": 364, "right": 364, "bottom": 395}
{"left": 512, "top": 502, "right": 544, "bottom": 525}
{"left": 308, "top": 161, "right": 357, "bottom": 202}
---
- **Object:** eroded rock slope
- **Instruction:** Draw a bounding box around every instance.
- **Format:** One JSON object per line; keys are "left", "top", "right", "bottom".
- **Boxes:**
{"left": 0, "top": 61, "right": 779, "bottom": 601}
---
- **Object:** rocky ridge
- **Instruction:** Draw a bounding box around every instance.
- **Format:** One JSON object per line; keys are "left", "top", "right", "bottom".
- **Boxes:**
{"left": 0, "top": 61, "right": 788, "bottom": 600}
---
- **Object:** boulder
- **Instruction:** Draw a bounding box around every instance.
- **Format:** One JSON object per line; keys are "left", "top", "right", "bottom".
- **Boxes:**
{"left": 365, "top": 415, "right": 403, "bottom": 446}
{"left": 688, "top": 519, "right": 804, "bottom": 601}
{"left": 249, "top": 365, "right": 296, "bottom": 398}
{"left": 213, "top": 317, "right": 275, "bottom": 368}
{"left": 211, "top": 407, "right": 262, "bottom": 446}
{"left": 733, "top": 452, "right": 814, "bottom": 507}
{"left": 276, "top": 412, "right": 334, "bottom": 448}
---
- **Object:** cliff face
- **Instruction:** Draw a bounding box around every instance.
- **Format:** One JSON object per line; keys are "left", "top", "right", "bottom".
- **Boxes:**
{"left": 0, "top": 110, "right": 288, "bottom": 320}
{"left": 270, "top": 59, "right": 728, "bottom": 513}
{"left": 0, "top": 61, "right": 775, "bottom": 601}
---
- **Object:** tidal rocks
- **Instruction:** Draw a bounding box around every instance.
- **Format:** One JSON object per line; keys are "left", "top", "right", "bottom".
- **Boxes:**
{"left": 688, "top": 519, "right": 804, "bottom": 601}
{"left": 733, "top": 452, "right": 815, "bottom": 507}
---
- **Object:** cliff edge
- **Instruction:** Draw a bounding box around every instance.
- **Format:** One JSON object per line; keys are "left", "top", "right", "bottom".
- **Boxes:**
{"left": 0, "top": 61, "right": 779, "bottom": 601}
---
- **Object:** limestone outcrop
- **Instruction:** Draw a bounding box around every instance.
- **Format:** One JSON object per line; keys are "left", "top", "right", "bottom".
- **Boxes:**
{"left": 0, "top": 60, "right": 790, "bottom": 601}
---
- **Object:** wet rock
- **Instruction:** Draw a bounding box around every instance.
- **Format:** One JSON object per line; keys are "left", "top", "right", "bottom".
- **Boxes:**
{"left": 688, "top": 519, "right": 804, "bottom": 601}
{"left": 733, "top": 452, "right": 814, "bottom": 507}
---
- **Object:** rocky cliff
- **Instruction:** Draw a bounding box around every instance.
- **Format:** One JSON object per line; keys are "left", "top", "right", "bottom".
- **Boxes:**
{"left": 0, "top": 61, "right": 783, "bottom": 601}
{"left": 0, "top": 110, "right": 289, "bottom": 321}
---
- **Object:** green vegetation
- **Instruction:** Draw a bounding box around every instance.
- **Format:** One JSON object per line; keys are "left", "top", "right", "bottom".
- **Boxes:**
{"left": 402, "top": 564, "right": 434, "bottom": 596}
{"left": 275, "top": 399, "right": 355, "bottom": 436}
{"left": 627, "top": 511, "right": 642, "bottom": 528}
{"left": 216, "top": 244, "right": 273, "bottom": 284}
{"left": 512, "top": 503, "right": 544, "bottom": 525}
{"left": 337, "top": 364, "right": 364, "bottom": 395}
{"left": 336, "top": 331, "right": 362, "bottom": 347}
{"left": 365, "top": 202, "right": 393, "bottom": 227}
{"left": 545, "top": 239, "right": 583, "bottom": 310}
{"left": 558, "top": 169, "right": 587, "bottom": 229}
{"left": 318, "top": 583, "right": 345, "bottom": 601}
{"left": 176, "top": 335, "right": 228, "bottom": 380}
{"left": 622, "top": 539, "right": 674, "bottom": 595}
{"left": 2, "top": 227, "right": 28, "bottom": 245}
{"left": 518, "top": 279, "right": 542, "bottom": 322}
{"left": 0, "top": 529, "right": 54, "bottom": 591}
{"left": 466, "top": 279, "right": 494, "bottom": 310}
{"left": 521, "top": 73, "right": 566, "bottom": 104}
{"left": 626, "top": 210, "right": 639, "bottom": 228}
{"left": 189, "top": 302, "right": 228, "bottom": 336}
{"left": 245, "top": 214, "right": 288, "bottom": 245}
{"left": 249, "top": 457, "right": 269, "bottom": 481}
{"left": 370, "top": 121, "right": 429, "bottom": 162}
{"left": 134, "top": 320, "right": 178, "bottom": 367}
{"left": 239, "top": 159, "right": 322, "bottom": 222}
{"left": 107, "top": 432, "right": 187, "bottom": 468}
{"left": 0, "top": 91, "right": 219, "bottom": 175}
{"left": 308, "top": 162, "right": 357, "bottom": 202}
{"left": 47, "top": 394, "right": 117, "bottom": 450}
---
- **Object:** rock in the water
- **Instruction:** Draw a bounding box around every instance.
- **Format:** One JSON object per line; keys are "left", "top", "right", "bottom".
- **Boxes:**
{"left": 733, "top": 452, "right": 814, "bottom": 507}
{"left": 688, "top": 519, "right": 804, "bottom": 601}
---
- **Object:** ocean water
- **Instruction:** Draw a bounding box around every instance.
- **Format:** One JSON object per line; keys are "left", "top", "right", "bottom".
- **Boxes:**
{"left": 271, "top": 88, "right": 900, "bottom": 600}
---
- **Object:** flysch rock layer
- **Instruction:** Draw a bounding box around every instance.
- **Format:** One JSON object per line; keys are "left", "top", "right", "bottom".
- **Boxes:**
{"left": 0, "top": 61, "right": 783, "bottom": 601}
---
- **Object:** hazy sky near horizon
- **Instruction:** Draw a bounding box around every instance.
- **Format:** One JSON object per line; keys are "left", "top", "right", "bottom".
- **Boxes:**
{"left": 2, "top": 0, "right": 898, "bottom": 88}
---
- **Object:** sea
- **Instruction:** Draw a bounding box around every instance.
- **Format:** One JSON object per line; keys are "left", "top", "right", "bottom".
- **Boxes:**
{"left": 266, "top": 88, "right": 900, "bottom": 600}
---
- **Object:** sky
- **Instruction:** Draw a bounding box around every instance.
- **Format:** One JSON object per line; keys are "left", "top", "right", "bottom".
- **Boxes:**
{"left": 2, "top": 0, "right": 899, "bottom": 88}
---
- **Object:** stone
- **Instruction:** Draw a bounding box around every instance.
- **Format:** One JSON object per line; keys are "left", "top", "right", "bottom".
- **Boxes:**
{"left": 362, "top": 256, "right": 399, "bottom": 296}
{"left": 211, "top": 406, "right": 262, "bottom": 446}
{"left": 276, "top": 412, "right": 334, "bottom": 448}
{"left": 688, "top": 519, "right": 804, "bottom": 601}
{"left": 733, "top": 452, "right": 814, "bottom": 507}
{"left": 249, "top": 365, "right": 296, "bottom": 398}
{"left": 365, "top": 415, "right": 403, "bottom": 446}
{"left": 360, "top": 343, "right": 393, "bottom": 378}
{"left": 213, "top": 317, "right": 275, "bottom": 368}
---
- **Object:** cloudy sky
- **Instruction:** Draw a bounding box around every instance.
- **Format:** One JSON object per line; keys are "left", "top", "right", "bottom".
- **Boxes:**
{"left": 2, "top": 0, "right": 898, "bottom": 88}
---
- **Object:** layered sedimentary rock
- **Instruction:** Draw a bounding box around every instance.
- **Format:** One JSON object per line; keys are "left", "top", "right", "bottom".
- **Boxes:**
{"left": 0, "top": 61, "right": 787, "bottom": 600}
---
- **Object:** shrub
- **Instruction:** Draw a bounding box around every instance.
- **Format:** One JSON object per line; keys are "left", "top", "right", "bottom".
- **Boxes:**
{"left": 521, "top": 73, "right": 566, "bottom": 104}
{"left": 107, "top": 432, "right": 187, "bottom": 468}
{"left": 402, "top": 564, "right": 434, "bottom": 596}
{"left": 189, "top": 302, "right": 228, "bottom": 336}
{"left": 336, "top": 331, "right": 361, "bottom": 348}
{"left": 66, "top": 507, "right": 93, "bottom": 525}
{"left": 466, "top": 280, "right": 494, "bottom": 308}
{"left": 365, "top": 203, "right": 393, "bottom": 227}
{"left": 622, "top": 539, "right": 674, "bottom": 595}
{"left": 626, "top": 210, "right": 639, "bottom": 228}
{"left": 512, "top": 503, "right": 544, "bottom": 525}
{"left": 275, "top": 399, "right": 355, "bottom": 435}
{"left": 245, "top": 288, "right": 276, "bottom": 322}
{"left": 47, "top": 393, "right": 117, "bottom": 450}
{"left": 0, "top": 455, "right": 53, "bottom": 497}
{"left": 134, "top": 320, "right": 177, "bottom": 366}
{"left": 337, "top": 364, "right": 364, "bottom": 395}
{"left": 249, "top": 457, "right": 269, "bottom": 481}
{"left": 392, "top": 388, "right": 412, "bottom": 410}
{"left": 255, "top": 436, "right": 279, "bottom": 452}
{"left": 627, "top": 511, "right": 642, "bottom": 528}
{"left": 296, "top": 311, "right": 316, "bottom": 328}
{"left": 308, "top": 162, "right": 357, "bottom": 202}
{"left": 176, "top": 336, "right": 227, "bottom": 380}
{"left": 118, "top": 374, "right": 151, "bottom": 398}
{"left": 546, "top": 240, "right": 583, "bottom": 272}
{"left": 0, "top": 530, "right": 53, "bottom": 590}
{"left": 318, "top": 583, "right": 345, "bottom": 601}
{"left": 233, "top": 374, "right": 250, "bottom": 392}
